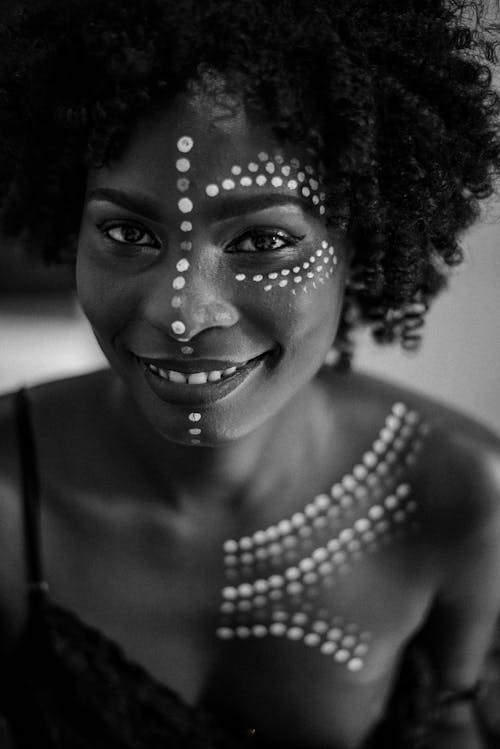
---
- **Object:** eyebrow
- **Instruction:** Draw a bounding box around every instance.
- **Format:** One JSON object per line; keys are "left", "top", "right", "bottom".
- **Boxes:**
{"left": 86, "top": 187, "right": 318, "bottom": 223}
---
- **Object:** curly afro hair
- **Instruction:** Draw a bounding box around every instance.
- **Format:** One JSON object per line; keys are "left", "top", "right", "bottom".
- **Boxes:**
{"left": 1, "top": 0, "right": 499, "bottom": 357}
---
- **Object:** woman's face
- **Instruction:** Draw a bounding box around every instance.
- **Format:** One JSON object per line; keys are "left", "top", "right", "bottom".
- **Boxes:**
{"left": 76, "top": 88, "right": 350, "bottom": 446}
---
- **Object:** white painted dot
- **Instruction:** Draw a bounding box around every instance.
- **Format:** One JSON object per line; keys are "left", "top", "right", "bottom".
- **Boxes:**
{"left": 171, "top": 320, "right": 186, "bottom": 335}
{"left": 294, "top": 276, "right": 302, "bottom": 283}
{"left": 176, "top": 158, "right": 190, "bottom": 172}
{"left": 240, "top": 176, "right": 252, "bottom": 187}
{"left": 172, "top": 276, "right": 186, "bottom": 290}
{"left": 306, "top": 272, "right": 314, "bottom": 279}
{"left": 171, "top": 296, "right": 182, "bottom": 308}
{"left": 319, "top": 205, "right": 326, "bottom": 215}
{"left": 189, "top": 412, "right": 201, "bottom": 422}
{"left": 189, "top": 428, "right": 202, "bottom": 436}
{"left": 180, "top": 240, "right": 192, "bottom": 251}
{"left": 304, "top": 633, "right": 321, "bottom": 647}
{"left": 248, "top": 162, "right": 259, "bottom": 172}
{"left": 309, "top": 178, "right": 319, "bottom": 190}
{"left": 252, "top": 274, "right": 264, "bottom": 282}
{"left": 265, "top": 162, "right": 275, "bottom": 174}
{"left": 176, "top": 258, "right": 189, "bottom": 272}
{"left": 178, "top": 197, "right": 193, "bottom": 213}
{"left": 252, "top": 625, "right": 267, "bottom": 638}
{"left": 268, "top": 272, "right": 278, "bottom": 280}
{"left": 270, "top": 622, "right": 286, "bottom": 636}
{"left": 177, "top": 136, "right": 194, "bottom": 153}
{"left": 312, "top": 195, "right": 320, "bottom": 205}
{"left": 281, "top": 165, "right": 291, "bottom": 176}
{"left": 279, "top": 280, "right": 288, "bottom": 287}
{"left": 235, "top": 273, "right": 246, "bottom": 281}
{"left": 347, "top": 658, "right": 364, "bottom": 672}
{"left": 321, "top": 641, "right": 338, "bottom": 655}
{"left": 264, "top": 284, "right": 272, "bottom": 291}
{"left": 297, "top": 172, "right": 305, "bottom": 182}
{"left": 222, "top": 179, "right": 236, "bottom": 190}
{"left": 180, "top": 221, "right": 192, "bottom": 232}
{"left": 216, "top": 627, "right": 234, "bottom": 640}
{"left": 231, "top": 165, "right": 242, "bottom": 175}
{"left": 222, "top": 586, "right": 238, "bottom": 600}
{"left": 258, "top": 151, "right": 268, "bottom": 161}
{"left": 286, "top": 626, "right": 304, "bottom": 641}
{"left": 281, "top": 268, "right": 290, "bottom": 276}
{"left": 206, "top": 184, "right": 219, "bottom": 197}
{"left": 287, "top": 179, "right": 298, "bottom": 190}
{"left": 334, "top": 649, "right": 350, "bottom": 663}
{"left": 177, "top": 178, "right": 190, "bottom": 192}
{"left": 256, "top": 174, "right": 267, "bottom": 186}
{"left": 302, "top": 186, "right": 311, "bottom": 197}
{"left": 271, "top": 176, "right": 283, "bottom": 187}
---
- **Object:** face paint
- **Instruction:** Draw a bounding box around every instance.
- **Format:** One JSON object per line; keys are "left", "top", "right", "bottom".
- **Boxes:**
{"left": 170, "top": 134, "right": 195, "bottom": 341}
{"left": 233, "top": 240, "right": 338, "bottom": 295}
{"left": 205, "top": 152, "right": 327, "bottom": 217}
{"left": 77, "top": 86, "right": 349, "bottom": 448}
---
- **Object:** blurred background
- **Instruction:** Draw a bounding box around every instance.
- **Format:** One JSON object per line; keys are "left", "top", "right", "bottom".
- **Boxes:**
{"left": 1, "top": 214, "right": 499, "bottom": 433}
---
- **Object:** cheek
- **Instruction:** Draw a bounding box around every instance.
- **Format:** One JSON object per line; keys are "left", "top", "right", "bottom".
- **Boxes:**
{"left": 232, "top": 241, "right": 343, "bottom": 339}
{"left": 75, "top": 248, "right": 138, "bottom": 335}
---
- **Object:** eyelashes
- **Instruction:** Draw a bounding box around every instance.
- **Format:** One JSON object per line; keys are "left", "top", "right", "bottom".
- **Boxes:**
{"left": 97, "top": 220, "right": 161, "bottom": 249}
{"left": 226, "top": 228, "right": 305, "bottom": 254}
{"left": 97, "top": 221, "right": 305, "bottom": 255}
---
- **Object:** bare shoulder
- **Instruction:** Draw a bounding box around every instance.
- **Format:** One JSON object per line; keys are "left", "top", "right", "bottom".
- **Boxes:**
{"left": 0, "top": 369, "right": 113, "bottom": 654}
{"left": 331, "top": 369, "right": 500, "bottom": 533}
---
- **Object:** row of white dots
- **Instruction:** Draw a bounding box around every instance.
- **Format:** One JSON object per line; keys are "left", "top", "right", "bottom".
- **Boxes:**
{"left": 171, "top": 136, "right": 195, "bottom": 339}
{"left": 221, "top": 406, "right": 426, "bottom": 560}
{"left": 222, "top": 498, "right": 418, "bottom": 600}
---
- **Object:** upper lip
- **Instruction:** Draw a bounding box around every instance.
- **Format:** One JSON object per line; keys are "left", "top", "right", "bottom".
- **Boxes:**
{"left": 135, "top": 354, "right": 265, "bottom": 373}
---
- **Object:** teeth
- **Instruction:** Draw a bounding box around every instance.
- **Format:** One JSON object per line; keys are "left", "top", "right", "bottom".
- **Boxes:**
{"left": 188, "top": 372, "right": 208, "bottom": 385}
{"left": 169, "top": 370, "right": 186, "bottom": 384}
{"left": 144, "top": 360, "right": 250, "bottom": 384}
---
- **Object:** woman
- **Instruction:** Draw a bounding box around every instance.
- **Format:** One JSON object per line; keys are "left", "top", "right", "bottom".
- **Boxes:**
{"left": 0, "top": 1, "right": 500, "bottom": 747}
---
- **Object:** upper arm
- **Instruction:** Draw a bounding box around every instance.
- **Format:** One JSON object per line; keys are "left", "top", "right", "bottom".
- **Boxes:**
{"left": 419, "top": 437, "right": 500, "bottom": 692}
{"left": 0, "top": 393, "right": 28, "bottom": 657}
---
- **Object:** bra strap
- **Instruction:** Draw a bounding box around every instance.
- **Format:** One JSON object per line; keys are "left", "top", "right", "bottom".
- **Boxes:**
{"left": 15, "top": 388, "right": 49, "bottom": 614}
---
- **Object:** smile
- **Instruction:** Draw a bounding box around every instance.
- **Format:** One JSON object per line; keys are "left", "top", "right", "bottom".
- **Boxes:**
{"left": 134, "top": 351, "right": 271, "bottom": 405}
{"left": 144, "top": 362, "right": 243, "bottom": 385}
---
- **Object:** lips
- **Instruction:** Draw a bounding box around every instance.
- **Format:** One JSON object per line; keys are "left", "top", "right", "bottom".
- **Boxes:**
{"left": 134, "top": 351, "right": 270, "bottom": 405}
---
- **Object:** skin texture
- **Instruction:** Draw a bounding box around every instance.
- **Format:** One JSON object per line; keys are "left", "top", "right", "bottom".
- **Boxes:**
{"left": 77, "top": 89, "right": 348, "bottom": 450}
{"left": 1, "top": 87, "right": 500, "bottom": 749}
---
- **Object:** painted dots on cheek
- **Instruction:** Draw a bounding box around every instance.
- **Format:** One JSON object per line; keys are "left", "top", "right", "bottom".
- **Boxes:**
{"left": 231, "top": 240, "right": 338, "bottom": 295}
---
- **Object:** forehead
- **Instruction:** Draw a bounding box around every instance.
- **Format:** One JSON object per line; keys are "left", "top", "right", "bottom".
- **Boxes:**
{"left": 88, "top": 90, "right": 320, "bottom": 192}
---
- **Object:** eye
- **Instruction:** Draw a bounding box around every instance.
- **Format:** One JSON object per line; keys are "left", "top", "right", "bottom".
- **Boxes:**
{"left": 99, "top": 221, "right": 160, "bottom": 248}
{"left": 227, "top": 229, "right": 303, "bottom": 254}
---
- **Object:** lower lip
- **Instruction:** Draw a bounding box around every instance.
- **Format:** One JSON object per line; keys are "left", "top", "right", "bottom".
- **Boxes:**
{"left": 135, "top": 353, "right": 270, "bottom": 406}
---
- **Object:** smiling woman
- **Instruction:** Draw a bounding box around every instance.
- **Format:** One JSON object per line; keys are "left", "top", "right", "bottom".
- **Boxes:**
{"left": 1, "top": 1, "right": 500, "bottom": 748}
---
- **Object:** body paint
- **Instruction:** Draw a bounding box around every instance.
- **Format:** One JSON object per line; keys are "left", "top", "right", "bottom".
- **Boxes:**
{"left": 216, "top": 403, "right": 430, "bottom": 673}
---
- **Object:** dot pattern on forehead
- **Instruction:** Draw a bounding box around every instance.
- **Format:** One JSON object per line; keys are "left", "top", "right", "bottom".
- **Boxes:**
{"left": 204, "top": 152, "right": 327, "bottom": 218}
{"left": 216, "top": 404, "right": 431, "bottom": 671}
{"left": 234, "top": 239, "right": 337, "bottom": 295}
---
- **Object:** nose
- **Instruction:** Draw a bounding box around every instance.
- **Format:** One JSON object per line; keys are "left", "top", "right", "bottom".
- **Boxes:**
{"left": 143, "top": 265, "right": 240, "bottom": 342}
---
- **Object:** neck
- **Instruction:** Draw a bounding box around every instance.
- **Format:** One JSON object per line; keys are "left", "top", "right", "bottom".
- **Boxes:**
{"left": 110, "top": 373, "right": 330, "bottom": 511}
